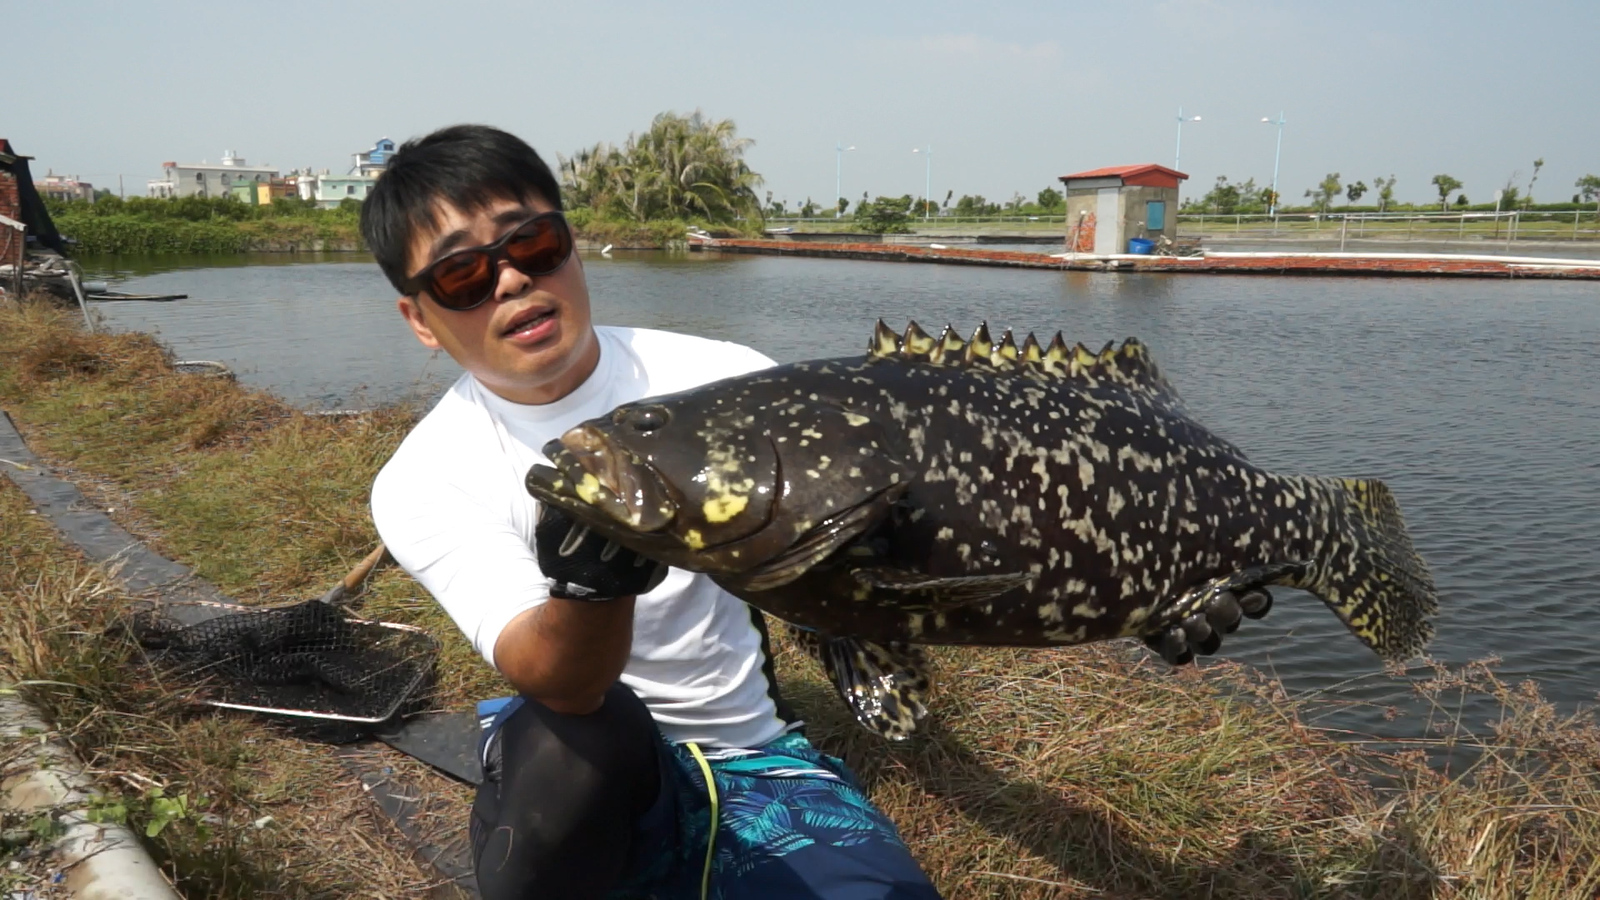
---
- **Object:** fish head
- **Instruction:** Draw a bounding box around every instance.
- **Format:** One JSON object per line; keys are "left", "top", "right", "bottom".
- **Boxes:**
{"left": 525, "top": 385, "right": 910, "bottom": 582}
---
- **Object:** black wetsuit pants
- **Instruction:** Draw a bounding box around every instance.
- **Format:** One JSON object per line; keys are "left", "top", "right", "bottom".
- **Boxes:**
{"left": 470, "top": 683, "right": 661, "bottom": 899}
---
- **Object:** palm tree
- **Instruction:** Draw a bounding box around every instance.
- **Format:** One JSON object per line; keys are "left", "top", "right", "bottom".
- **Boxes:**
{"left": 560, "top": 111, "right": 764, "bottom": 224}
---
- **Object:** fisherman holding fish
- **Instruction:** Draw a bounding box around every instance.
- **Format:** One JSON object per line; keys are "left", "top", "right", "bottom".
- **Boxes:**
{"left": 362, "top": 125, "right": 945, "bottom": 899}
{"left": 361, "top": 123, "right": 1397, "bottom": 898}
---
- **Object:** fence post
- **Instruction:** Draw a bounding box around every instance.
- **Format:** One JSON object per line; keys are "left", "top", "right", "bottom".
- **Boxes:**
{"left": 1575, "top": 209, "right": 1581, "bottom": 241}
{"left": 1339, "top": 214, "right": 1348, "bottom": 251}
{"left": 1459, "top": 213, "right": 1466, "bottom": 238}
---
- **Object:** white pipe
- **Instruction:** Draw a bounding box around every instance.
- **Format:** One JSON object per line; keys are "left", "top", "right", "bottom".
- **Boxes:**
{"left": 2, "top": 695, "right": 182, "bottom": 899}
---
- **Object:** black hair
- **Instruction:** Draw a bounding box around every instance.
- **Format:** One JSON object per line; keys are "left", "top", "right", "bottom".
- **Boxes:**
{"left": 360, "top": 124, "right": 563, "bottom": 294}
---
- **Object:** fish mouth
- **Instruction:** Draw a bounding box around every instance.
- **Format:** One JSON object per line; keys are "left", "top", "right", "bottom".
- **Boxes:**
{"left": 526, "top": 427, "right": 676, "bottom": 533}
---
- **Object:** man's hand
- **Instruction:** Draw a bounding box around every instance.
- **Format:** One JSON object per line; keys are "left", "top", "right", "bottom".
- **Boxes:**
{"left": 1144, "top": 588, "right": 1274, "bottom": 666}
{"left": 535, "top": 505, "right": 667, "bottom": 601}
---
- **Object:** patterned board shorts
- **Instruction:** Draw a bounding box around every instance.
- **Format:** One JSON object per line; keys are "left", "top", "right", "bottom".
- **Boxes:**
{"left": 478, "top": 699, "right": 940, "bottom": 900}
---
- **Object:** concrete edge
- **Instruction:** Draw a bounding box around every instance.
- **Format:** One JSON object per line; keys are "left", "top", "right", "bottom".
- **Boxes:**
{"left": 1, "top": 695, "right": 182, "bottom": 899}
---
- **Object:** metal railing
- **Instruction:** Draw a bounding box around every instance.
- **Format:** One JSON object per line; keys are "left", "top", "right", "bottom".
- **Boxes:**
{"left": 1175, "top": 209, "right": 1600, "bottom": 245}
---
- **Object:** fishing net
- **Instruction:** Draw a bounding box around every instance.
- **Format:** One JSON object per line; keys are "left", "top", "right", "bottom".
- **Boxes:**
{"left": 125, "top": 599, "right": 438, "bottom": 737}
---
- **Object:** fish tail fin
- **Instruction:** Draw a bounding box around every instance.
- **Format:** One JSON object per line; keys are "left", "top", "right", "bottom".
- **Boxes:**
{"left": 1302, "top": 477, "right": 1438, "bottom": 661}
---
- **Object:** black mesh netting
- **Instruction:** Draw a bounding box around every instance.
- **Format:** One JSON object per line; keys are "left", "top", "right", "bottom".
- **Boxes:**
{"left": 126, "top": 600, "right": 438, "bottom": 729}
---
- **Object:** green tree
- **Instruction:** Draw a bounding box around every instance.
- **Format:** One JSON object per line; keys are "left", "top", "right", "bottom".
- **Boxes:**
{"left": 952, "top": 195, "right": 1000, "bottom": 216}
{"left": 1577, "top": 174, "right": 1600, "bottom": 213}
{"left": 1373, "top": 175, "right": 1397, "bottom": 213}
{"left": 855, "top": 195, "right": 915, "bottom": 233}
{"left": 1455, "top": 194, "right": 1470, "bottom": 207}
{"left": 1346, "top": 180, "right": 1368, "bottom": 204}
{"left": 1304, "top": 173, "right": 1342, "bottom": 213}
{"left": 559, "top": 110, "right": 763, "bottom": 224}
{"left": 836, "top": 197, "right": 850, "bottom": 216}
{"left": 1036, "top": 186, "right": 1064, "bottom": 210}
{"left": 1430, "top": 174, "right": 1463, "bottom": 210}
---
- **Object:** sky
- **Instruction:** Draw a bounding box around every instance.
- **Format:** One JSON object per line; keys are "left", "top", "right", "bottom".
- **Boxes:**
{"left": 7, "top": 0, "right": 1597, "bottom": 210}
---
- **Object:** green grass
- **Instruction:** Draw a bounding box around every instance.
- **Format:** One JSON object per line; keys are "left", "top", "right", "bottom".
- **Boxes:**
{"left": 2, "top": 298, "right": 1598, "bottom": 898}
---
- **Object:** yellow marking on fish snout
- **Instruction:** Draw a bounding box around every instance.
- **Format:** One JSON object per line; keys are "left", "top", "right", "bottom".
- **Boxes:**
{"left": 703, "top": 493, "right": 749, "bottom": 523}
{"left": 685, "top": 529, "right": 706, "bottom": 550}
{"left": 575, "top": 473, "right": 604, "bottom": 503}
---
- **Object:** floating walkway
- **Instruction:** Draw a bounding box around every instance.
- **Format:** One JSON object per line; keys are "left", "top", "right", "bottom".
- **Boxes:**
{"left": 691, "top": 237, "right": 1600, "bottom": 280}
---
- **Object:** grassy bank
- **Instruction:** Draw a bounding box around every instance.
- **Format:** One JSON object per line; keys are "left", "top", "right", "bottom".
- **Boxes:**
{"left": 45, "top": 196, "right": 747, "bottom": 255}
{"left": 2, "top": 299, "right": 1597, "bottom": 898}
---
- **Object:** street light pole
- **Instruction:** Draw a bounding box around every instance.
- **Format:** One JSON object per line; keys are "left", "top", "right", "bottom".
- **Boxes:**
{"left": 1261, "top": 112, "right": 1286, "bottom": 216}
{"left": 1174, "top": 108, "right": 1200, "bottom": 170}
{"left": 835, "top": 142, "right": 856, "bottom": 213}
{"left": 913, "top": 146, "right": 932, "bottom": 219}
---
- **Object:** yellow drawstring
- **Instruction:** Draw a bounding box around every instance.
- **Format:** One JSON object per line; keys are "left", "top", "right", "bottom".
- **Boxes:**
{"left": 685, "top": 742, "right": 718, "bottom": 900}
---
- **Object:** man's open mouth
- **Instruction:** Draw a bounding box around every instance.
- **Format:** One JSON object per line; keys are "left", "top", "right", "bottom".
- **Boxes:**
{"left": 502, "top": 307, "right": 555, "bottom": 337}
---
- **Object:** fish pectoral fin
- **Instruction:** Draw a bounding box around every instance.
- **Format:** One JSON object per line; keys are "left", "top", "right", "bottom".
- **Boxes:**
{"left": 795, "top": 626, "right": 932, "bottom": 741}
{"left": 850, "top": 567, "right": 1030, "bottom": 610}
{"left": 722, "top": 488, "right": 904, "bottom": 592}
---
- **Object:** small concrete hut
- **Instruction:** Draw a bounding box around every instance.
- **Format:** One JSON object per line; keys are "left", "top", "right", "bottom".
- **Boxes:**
{"left": 1058, "top": 164, "right": 1188, "bottom": 255}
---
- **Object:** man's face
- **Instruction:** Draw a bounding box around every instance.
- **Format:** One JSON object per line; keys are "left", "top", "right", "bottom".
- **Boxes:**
{"left": 397, "top": 194, "right": 599, "bottom": 405}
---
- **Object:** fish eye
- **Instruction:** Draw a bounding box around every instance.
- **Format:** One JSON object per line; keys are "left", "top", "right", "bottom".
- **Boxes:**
{"left": 625, "top": 406, "right": 669, "bottom": 433}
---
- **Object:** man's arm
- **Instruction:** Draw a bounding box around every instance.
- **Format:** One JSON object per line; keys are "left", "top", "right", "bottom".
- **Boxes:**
{"left": 495, "top": 506, "right": 666, "bottom": 714}
{"left": 493, "top": 596, "right": 636, "bottom": 715}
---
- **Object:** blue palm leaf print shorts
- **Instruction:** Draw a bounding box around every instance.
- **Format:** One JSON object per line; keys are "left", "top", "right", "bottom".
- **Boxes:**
{"left": 627, "top": 731, "right": 941, "bottom": 900}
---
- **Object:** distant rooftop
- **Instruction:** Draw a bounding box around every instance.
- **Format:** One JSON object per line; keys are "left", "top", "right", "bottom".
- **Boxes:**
{"left": 1059, "top": 163, "right": 1189, "bottom": 182}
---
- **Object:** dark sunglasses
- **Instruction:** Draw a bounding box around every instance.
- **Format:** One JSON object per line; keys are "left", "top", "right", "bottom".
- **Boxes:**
{"left": 403, "top": 212, "right": 574, "bottom": 311}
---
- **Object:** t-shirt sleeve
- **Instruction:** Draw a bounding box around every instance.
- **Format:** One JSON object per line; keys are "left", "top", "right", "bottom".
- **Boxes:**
{"left": 371, "top": 460, "right": 546, "bottom": 670}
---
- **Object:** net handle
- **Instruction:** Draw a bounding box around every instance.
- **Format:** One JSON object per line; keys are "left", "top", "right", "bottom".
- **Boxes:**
{"left": 318, "top": 542, "right": 392, "bottom": 607}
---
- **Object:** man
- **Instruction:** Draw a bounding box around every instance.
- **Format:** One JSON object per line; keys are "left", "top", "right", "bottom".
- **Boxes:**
{"left": 362, "top": 124, "right": 943, "bottom": 899}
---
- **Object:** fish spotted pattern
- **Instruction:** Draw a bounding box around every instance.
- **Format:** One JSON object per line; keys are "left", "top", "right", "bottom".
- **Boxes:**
{"left": 525, "top": 320, "right": 1438, "bottom": 738}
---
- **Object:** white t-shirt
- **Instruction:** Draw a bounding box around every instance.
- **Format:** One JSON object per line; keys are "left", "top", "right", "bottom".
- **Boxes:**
{"left": 371, "top": 326, "right": 795, "bottom": 749}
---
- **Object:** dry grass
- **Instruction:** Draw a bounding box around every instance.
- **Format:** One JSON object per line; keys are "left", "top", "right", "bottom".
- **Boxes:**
{"left": 2, "top": 297, "right": 1598, "bottom": 899}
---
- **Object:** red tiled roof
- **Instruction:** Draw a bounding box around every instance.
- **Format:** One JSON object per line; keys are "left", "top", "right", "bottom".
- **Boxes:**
{"left": 1059, "top": 163, "right": 1188, "bottom": 182}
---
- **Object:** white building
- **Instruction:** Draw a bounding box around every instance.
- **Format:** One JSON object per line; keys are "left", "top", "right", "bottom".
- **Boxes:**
{"left": 147, "top": 151, "right": 278, "bottom": 199}
{"left": 293, "top": 168, "right": 379, "bottom": 208}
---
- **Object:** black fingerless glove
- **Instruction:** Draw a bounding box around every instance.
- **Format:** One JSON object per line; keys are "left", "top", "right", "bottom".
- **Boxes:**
{"left": 535, "top": 504, "right": 667, "bottom": 601}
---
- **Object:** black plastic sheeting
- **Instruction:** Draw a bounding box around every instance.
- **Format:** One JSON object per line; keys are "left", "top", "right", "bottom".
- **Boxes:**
{"left": 0, "top": 142, "right": 68, "bottom": 255}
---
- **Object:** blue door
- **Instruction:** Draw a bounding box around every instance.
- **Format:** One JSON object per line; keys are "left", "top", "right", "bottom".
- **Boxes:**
{"left": 1146, "top": 200, "right": 1166, "bottom": 231}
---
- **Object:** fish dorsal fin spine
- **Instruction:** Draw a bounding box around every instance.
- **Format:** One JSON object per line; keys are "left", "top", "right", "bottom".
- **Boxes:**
{"left": 992, "top": 330, "right": 1019, "bottom": 367}
{"left": 1020, "top": 333, "right": 1042, "bottom": 365}
{"left": 964, "top": 322, "right": 994, "bottom": 364}
{"left": 871, "top": 319, "right": 901, "bottom": 358}
{"left": 1042, "top": 332, "right": 1070, "bottom": 374}
{"left": 930, "top": 325, "right": 965, "bottom": 365}
{"left": 901, "top": 321, "right": 936, "bottom": 360}
{"left": 1071, "top": 341, "right": 1098, "bottom": 375}
{"left": 1108, "top": 337, "right": 1165, "bottom": 386}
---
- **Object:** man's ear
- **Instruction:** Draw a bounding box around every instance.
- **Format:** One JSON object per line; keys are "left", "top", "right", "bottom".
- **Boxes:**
{"left": 397, "top": 296, "right": 442, "bottom": 350}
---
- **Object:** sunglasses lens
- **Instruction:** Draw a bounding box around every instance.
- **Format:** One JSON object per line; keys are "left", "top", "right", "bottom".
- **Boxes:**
{"left": 414, "top": 214, "right": 571, "bottom": 311}
{"left": 428, "top": 251, "right": 495, "bottom": 310}
{"left": 505, "top": 218, "right": 571, "bottom": 274}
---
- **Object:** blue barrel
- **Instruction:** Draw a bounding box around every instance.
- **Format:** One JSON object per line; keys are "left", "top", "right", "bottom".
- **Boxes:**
{"left": 1127, "top": 237, "right": 1154, "bottom": 255}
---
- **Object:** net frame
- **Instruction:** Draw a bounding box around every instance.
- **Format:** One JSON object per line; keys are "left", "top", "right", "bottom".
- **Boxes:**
{"left": 130, "top": 598, "right": 440, "bottom": 725}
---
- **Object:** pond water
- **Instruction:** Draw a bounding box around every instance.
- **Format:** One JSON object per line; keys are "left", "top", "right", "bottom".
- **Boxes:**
{"left": 81, "top": 250, "right": 1600, "bottom": 744}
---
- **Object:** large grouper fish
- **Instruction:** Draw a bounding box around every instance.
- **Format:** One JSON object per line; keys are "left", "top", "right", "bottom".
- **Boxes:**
{"left": 525, "top": 321, "right": 1438, "bottom": 739}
